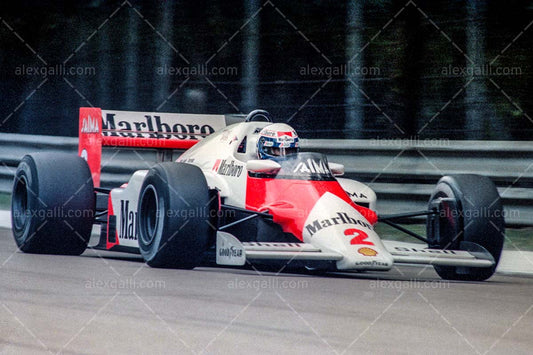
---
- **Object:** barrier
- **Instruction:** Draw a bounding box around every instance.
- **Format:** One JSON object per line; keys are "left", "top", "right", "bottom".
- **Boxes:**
{"left": 1, "top": 132, "right": 532, "bottom": 225}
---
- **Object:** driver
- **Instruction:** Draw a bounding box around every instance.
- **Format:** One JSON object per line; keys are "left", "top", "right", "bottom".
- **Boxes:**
{"left": 257, "top": 123, "right": 299, "bottom": 160}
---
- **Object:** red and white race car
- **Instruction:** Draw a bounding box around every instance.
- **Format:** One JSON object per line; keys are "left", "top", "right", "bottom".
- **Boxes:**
{"left": 11, "top": 108, "right": 505, "bottom": 280}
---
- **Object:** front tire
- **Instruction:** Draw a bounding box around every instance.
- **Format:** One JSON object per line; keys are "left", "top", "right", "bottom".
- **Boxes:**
{"left": 427, "top": 174, "right": 504, "bottom": 281}
{"left": 137, "top": 163, "right": 215, "bottom": 268}
{"left": 11, "top": 153, "right": 95, "bottom": 255}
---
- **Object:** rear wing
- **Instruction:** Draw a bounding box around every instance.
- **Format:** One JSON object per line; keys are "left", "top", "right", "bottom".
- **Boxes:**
{"left": 79, "top": 107, "right": 241, "bottom": 186}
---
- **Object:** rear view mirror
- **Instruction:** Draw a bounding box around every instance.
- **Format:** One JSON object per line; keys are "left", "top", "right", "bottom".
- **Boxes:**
{"left": 246, "top": 159, "right": 281, "bottom": 174}
{"left": 329, "top": 162, "right": 345, "bottom": 176}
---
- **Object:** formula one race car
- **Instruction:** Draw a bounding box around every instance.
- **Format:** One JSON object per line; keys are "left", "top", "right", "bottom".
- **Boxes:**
{"left": 10, "top": 108, "right": 505, "bottom": 281}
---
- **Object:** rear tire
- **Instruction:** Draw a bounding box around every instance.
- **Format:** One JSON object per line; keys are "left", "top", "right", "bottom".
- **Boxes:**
{"left": 137, "top": 163, "right": 215, "bottom": 268}
{"left": 427, "top": 174, "right": 504, "bottom": 281}
{"left": 11, "top": 153, "right": 95, "bottom": 255}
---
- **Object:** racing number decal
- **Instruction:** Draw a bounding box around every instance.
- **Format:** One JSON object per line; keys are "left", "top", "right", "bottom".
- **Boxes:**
{"left": 344, "top": 228, "right": 374, "bottom": 246}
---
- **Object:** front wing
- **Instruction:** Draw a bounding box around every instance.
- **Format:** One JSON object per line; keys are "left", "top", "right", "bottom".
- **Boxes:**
{"left": 216, "top": 232, "right": 495, "bottom": 270}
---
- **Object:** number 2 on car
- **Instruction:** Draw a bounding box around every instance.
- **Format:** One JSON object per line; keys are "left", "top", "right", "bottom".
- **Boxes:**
{"left": 344, "top": 228, "right": 374, "bottom": 246}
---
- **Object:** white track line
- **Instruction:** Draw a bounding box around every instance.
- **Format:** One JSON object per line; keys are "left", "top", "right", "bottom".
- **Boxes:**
{"left": 0, "top": 210, "right": 10, "bottom": 229}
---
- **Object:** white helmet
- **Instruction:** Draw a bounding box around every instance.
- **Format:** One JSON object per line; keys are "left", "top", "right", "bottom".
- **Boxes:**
{"left": 257, "top": 123, "right": 299, "bottom": 159}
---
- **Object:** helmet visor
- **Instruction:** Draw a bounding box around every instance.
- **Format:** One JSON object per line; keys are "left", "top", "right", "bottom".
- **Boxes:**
{"left": 266, "top": 146, "right": 298, "bottom": 157}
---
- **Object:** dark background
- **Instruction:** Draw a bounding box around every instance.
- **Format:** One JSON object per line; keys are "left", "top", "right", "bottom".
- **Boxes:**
{"left": 0, "top": 0, "right": 531, "bottom": 139}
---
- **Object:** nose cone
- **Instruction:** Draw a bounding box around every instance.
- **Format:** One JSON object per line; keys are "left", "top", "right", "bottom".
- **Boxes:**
{"left": 303, "top": 192, "right": 393, "bottom": 271}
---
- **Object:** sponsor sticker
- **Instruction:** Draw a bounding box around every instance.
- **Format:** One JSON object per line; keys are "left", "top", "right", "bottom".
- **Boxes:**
{"left": 219, "top": 246, "right": 243, "bottom": 258}
{"left": 212, "top": 159, "right": 243, "bottom": 177}
{"left": 358, "top": 247, "right": 378, "bottom": 257}
{"left": 81, "top": 115, "right": 100, "bottom": 133}
{"left": 305, "top": 212, "right": 373, "bottom": 237}
{"left": 119, "top": 200, "right": 137, "bottom": 240}
{"left": 101, "top": 111, "right": 224, "bottom": 140}
{"left": 216, "top": 232, "right": 246, "bottom": 266}
{"left": 354, "top": 260, "right": 389, "bottom": 267}
{"left": 293, "top": 158, "right": 329, "bottom": 175}
{"left": 276, "top": 131, "right": 295, "bottom": 143}
{"left": 261, "top": 129, "right": 276, "bottom": 137}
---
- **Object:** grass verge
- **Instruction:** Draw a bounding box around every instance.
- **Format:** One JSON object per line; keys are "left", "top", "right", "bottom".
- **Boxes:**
{"left": 0, "top": 192, "right": 10, "bottom": 210}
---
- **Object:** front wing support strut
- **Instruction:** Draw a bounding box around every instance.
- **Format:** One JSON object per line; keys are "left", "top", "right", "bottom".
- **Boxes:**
{"left": 378, "top": 210, "right": 440, "bottom": 244}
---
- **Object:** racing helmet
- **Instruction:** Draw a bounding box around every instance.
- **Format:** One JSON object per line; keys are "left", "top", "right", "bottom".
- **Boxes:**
{"left": 257, "top": 123, "right": 299, "bottom": 159}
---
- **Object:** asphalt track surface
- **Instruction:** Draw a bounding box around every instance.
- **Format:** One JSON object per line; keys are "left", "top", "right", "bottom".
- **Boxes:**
{"left": 1, "top": 228, "right": 532, "bottom": 355}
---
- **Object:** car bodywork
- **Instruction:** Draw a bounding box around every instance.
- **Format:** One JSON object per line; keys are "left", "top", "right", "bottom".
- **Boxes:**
{"left": 78, "top": 108, "right": 496, "bottom": 274}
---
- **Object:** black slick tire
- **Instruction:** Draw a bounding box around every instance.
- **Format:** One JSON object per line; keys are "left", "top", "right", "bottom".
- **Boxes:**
{"left": 137, "top": 163, "right": 215, "bottom": 268}
{"left": 427, "top": 174, "right": 504, "bottom": 281}
{"left": 11, "top": 153, "right": 95, "bottom": 255}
